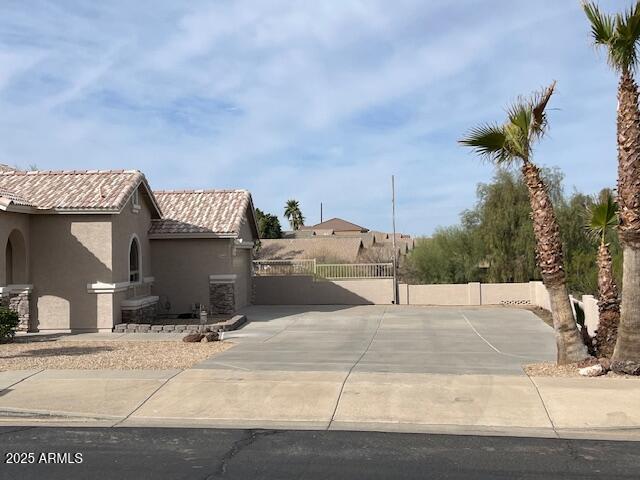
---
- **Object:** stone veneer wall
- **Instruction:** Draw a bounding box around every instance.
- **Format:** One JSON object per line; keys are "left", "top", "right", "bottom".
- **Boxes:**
{"left": 1, "top": 290, "right": 31, "bottom": 332}
{"left": 121, "top": 302, "right": 158, "bottom": 324}
{"left": 209, "top": 282, "right": 235, "bottom": 314}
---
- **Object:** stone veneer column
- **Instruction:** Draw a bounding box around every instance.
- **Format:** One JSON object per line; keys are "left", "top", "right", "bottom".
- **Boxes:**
{"left": 1, "top": 285, "right": 33, "bottom": 332}
{"left": 209, "top": 274, "right": 237, "bottom": 314}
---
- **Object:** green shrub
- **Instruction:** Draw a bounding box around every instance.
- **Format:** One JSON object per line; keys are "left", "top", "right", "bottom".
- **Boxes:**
{"left": 0, "top": 307, "right": 19, "bottom": 343}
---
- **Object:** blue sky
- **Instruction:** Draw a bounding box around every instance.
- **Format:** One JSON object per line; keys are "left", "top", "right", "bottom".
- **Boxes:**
{"left": 0, "top": 1, "right": 629, "bottom": 235}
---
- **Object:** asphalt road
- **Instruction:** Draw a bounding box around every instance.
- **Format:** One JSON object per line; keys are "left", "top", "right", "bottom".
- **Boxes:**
{"left": 1, "top": 427, "right": 638, "bottom": 479}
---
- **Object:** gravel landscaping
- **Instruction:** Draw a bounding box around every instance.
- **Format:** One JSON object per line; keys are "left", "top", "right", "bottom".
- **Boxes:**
{"left": 0, "top": 339, "right": 233, "bottom": 370}
{"left": 524, "top": 361, "right": 639, "bottom": 379}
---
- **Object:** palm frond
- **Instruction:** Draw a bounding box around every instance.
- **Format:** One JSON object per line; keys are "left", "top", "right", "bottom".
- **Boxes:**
{"left": 582, "top": 1, "right": 615, "bottom": 45}
{"left": 583, "top": 1, "right": 640, "bottom": 72}
{"left": 459, "top": 124, "right": 511, "bottom": 165}
{"left": 531, "top": 81, "right": 556, "bottom": 136}
{"left": 585, "top": 192, "right": 619, "bottom": 243}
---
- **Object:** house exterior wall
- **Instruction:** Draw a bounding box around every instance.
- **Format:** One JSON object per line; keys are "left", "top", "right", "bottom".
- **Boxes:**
{"left": 111, "top": 194, "right": 154, "bottom": 283}
{"left": 29, "top": 214, "right": 113, "bottom": 331}
{"left": 150, "top": 238, "right": 232, "bottom": 315}
{"left": 0, "top": 211, "right": 30, "bottom": 285}
{"left": 233, "top": 248, "right": 252, "bottom": 309}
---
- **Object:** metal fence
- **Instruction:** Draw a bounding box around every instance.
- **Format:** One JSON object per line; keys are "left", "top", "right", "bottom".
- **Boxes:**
{"left": 253, "top": 259, "right": 393, "bottom": 280}
{"left": 253, "top": 259, "right": 316, "bottom": 276}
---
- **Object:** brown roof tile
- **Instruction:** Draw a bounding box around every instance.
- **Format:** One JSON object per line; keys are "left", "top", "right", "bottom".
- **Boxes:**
{"left": 150, "top": 189, "right": 253, "bottom": 236}
{"left": 0, "top": 169, "right": 156, "bottom": 213}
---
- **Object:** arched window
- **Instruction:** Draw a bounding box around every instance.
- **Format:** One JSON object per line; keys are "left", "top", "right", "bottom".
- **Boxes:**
{"left": 129, "top": 237, "right": 140, "bottom": 283}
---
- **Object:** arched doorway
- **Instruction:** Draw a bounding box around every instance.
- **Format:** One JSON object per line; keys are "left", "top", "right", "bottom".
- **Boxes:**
{"left": 5, "top": 229, "right": 27, "bottom": 285}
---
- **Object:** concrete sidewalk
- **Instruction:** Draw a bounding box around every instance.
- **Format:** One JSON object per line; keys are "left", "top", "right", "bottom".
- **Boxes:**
{"left": 1, "top": 368, "right": 640, "bottom": 440}
{"left": 2, "top": 306, "right": 639, "bottom": 440}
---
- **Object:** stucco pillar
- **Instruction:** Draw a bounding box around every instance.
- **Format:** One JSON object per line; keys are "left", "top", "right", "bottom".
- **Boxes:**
{"left": 468, "top": 282, "right": 481, "bottom": 305}
{"left": 209, "top": 274, "right": 237, "bottom": 314}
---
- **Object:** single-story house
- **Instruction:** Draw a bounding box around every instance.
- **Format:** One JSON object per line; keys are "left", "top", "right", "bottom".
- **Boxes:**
{"left": 0, "top": 168, "right": 257, "bottom": 332}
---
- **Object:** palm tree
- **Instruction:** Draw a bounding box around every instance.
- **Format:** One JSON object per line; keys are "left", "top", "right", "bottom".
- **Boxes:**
{"left": 583, "top": 2, "right": 640, "bottom": 362}
{"left": 284, "top": 199, "right": 305, "bottom": 230}
{"left": 586, "top": 191, "right": 620, "bottom": 357}
{"left": 460, "top": 83, "right": 590, "bottom": 365}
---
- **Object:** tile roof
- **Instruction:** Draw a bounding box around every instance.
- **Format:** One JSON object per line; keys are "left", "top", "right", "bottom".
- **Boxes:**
{"left": 0, "top": 169, "right": 157, "bottom": 213}
{"left": 0, "top": 188, "right": 33, "bottom": 207}
{"left": 150, "top": 190, "right": 253, "bottom": 236}
{"left": 256, "top": 238, "right": 364, "bottom": 263}
{"left": 310, "top": 217, "right": 369, "bottom": 233}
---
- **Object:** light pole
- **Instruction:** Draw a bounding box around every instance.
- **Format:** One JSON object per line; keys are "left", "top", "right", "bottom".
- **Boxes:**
{"left": 391, "top": 175, "right": 398, "bottom": 305}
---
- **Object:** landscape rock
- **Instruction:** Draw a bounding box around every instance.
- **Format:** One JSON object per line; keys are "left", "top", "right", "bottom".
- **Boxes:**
{"left": 611, "top": 361, "right": 640, "bottom": 376}
{"left": 578, "top": 364, "right": 606, "bottom": 377}
{"left": 204, "top": 332, "right": 219, "bottom": 342}
{"left": 183, "top": 333, "right": 205, "bottom": 343}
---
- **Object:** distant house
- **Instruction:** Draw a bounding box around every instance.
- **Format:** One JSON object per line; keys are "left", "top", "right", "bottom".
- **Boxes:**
{"left": 302, "top": 217, "right": 369, "bottom": 235}
{"left": 257, "top": 237, "right": 365, "bottom": 263}
{"left": 260, "top": 217, "right": 414, "bottom": 264}
{"left": 0, "top": 168, "right": 257, "bottom": 333}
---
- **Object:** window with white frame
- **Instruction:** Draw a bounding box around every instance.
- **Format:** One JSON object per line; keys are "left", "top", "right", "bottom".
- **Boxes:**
{"left": 129, "top": 237, "right": 140, "bottom": 283}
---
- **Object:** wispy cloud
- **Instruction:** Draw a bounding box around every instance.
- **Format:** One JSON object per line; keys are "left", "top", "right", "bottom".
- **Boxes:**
{"left": 0, "top": 0, "right": 626, "bottom": 234}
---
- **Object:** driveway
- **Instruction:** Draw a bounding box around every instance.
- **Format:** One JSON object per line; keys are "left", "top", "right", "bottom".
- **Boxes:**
{"left": 197, "top": 305, "right": 556, "bottom": 374}
{"left": 3, "top": 306, "right": 640, "bottom": 437}
{"left": 121, "top": 305, "right": 568, "bottom": 433}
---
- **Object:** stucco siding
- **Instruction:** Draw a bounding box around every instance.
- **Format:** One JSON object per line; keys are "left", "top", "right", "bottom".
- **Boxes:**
{"left": 151, "top": 238, "right": 233, "bottom": 315}
{"left": 253, "top": 276, "right": 393, "bottom": 305}
{"left": 111, "top": 193, "right": 154, "bottom": 283}
{"left": 30, "top": 215, "right": 113, "bottom": 330}
{"left": 233, "top": 248, "right": 252, "bottom": 309}
{"left": 0, "top": 211, "right": 30, "bottom": 285}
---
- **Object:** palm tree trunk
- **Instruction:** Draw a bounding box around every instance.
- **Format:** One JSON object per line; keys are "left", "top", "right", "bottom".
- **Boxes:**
{"left": 594, "top": 242, "right": 620, "bottom": 358}
{"left": 613, "top": 70, "right": 640, "bottom": 362}
{"left": 521, "top": 161, "right": 590, "bottom": 364}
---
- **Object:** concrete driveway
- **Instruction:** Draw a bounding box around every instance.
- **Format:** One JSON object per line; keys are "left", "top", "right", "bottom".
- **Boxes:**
{"left": 3, "top": 306, "right": 640, "bottom": 438}
{"left": 125, "top": 306, "right": 572, "bottom": 434}
{"left": 197, "top": 305, "right": 556, "bottom": 374}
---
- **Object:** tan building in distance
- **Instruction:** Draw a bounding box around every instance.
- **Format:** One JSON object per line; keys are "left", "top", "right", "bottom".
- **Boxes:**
{"left": 0, "top": 168, "right": 257, "bottom": 332}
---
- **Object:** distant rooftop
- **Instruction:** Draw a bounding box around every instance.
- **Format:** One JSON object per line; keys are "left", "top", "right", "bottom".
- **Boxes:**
{"left": 305, "top": 217, "right": 369, "bottom": 233}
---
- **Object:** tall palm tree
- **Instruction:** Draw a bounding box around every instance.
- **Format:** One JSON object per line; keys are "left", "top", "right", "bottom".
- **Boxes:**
{"left": 583, "top": 2, "right": 640, "bottom": 362}
{"left": 586, "top": 191, "right": 620, "bottom": 357}
{"left": 460, "top": 83, "right": 590, "bottom": 365}
{"left": 284, "top": 199, "right": 305, "bottom": 230}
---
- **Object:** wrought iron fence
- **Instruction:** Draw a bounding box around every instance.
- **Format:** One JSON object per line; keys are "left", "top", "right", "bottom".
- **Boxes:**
{"left": 253, "top": 260, "right": 393, "bottom": 279}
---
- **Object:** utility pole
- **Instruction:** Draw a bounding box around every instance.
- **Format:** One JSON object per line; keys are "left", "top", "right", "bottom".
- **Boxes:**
{"left": 320, "top": 202, "right": 323, "bottom": 223}
{"left": 391, "top": 175, "right": 398, "bottom": 305}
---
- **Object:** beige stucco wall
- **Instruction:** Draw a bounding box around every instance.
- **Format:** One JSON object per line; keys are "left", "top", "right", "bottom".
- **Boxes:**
{"left": 0, "top": 211, "right": 30, "bottom": 285}
{"left": 480, "top": 283, "right": 531, "bottom": 305}
{"left": 233, "top": 248, "right": 252, "bottom": 309}
{"left": 30, "top": 214, "right": 113, "bottom": 331}
{"left": 403, "top": 284, "right": 470, "bottom": 305}
{"left": 399, "top": 282, "right": 531, "bottom": 306}
{"left": 253, "top": 276, "right": 393, "bottom": 305}
{"left": 111, "top": 194, "right": 154, "bottom": 283}
{"left": 151, "top": 238, "right": 233, "bottom": 315}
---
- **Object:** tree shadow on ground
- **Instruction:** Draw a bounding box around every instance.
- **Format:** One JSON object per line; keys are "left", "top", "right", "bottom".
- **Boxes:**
{"left": 1, "top": 345, "right": 116, "bottom": 358}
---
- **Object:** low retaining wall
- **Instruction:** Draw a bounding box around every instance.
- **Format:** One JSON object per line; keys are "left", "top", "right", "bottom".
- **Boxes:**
{"left": 253, "top": 276, "right": 394, "bottom": 305}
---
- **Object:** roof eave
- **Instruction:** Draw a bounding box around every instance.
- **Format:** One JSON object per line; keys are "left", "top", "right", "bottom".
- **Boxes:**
{"left": 149, "top": 232, "right": 238, "bottom": 240}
